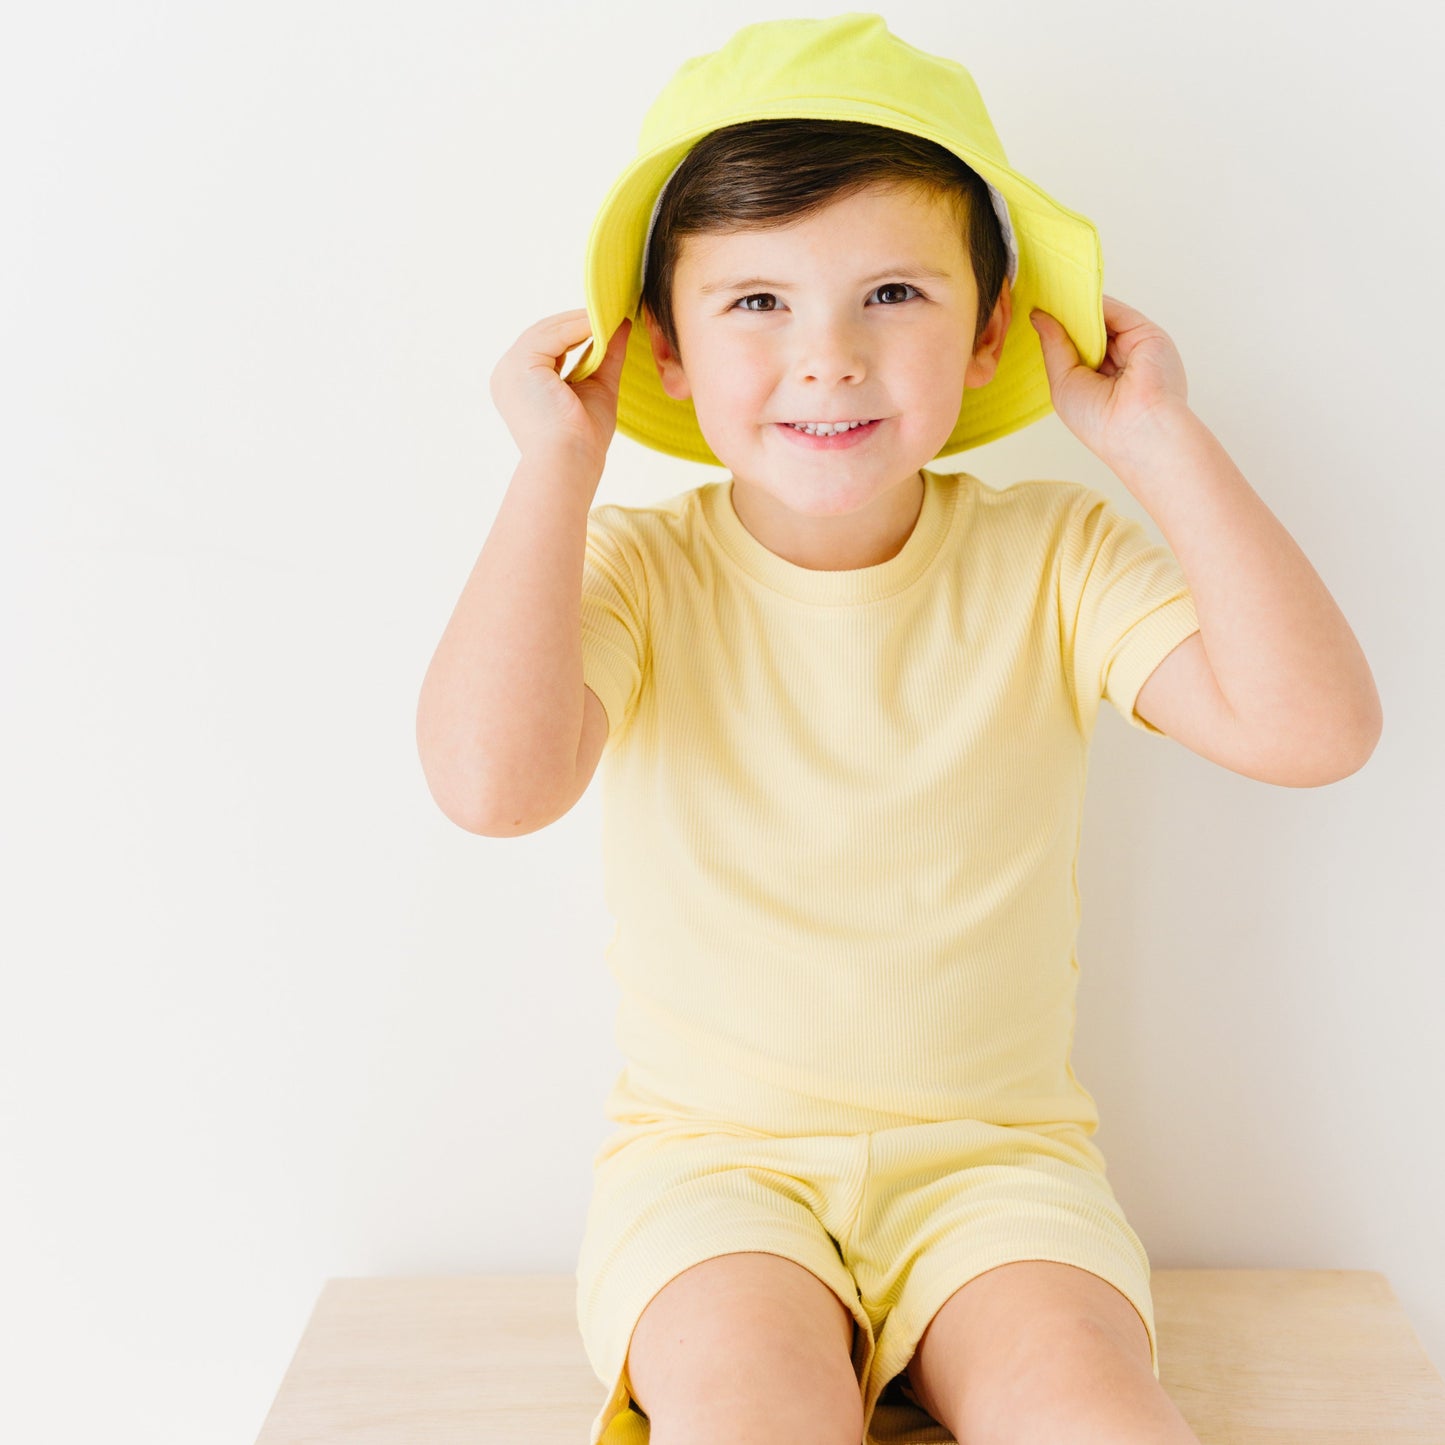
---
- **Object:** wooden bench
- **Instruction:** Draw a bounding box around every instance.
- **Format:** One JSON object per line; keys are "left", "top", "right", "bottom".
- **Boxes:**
{"left": 254, "top": 1270, "right": 1445, "bottom": 1443}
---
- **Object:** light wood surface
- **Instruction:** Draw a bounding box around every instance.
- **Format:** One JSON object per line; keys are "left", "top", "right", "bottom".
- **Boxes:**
{"left": 253, "top": 1270, "right": 1445, "bottom": 1443}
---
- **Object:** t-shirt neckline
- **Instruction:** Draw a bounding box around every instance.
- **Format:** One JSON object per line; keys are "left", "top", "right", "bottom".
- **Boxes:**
{"left": 701, "top": 466, "right": 957, "bottom": 604}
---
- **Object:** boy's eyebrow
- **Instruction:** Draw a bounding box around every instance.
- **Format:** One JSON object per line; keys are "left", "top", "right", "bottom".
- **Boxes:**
{"left": 697, "top": 264, "right": 955, "bottom": 295}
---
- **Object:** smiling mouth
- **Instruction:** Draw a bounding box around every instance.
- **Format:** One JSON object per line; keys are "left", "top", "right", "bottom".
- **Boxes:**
{"left": 781, "top": 419, "right": 879, "bottom": 434}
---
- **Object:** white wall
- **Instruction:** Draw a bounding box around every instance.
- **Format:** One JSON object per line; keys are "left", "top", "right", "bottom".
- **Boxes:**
{"left": 4, "top": 2, "right": 1440, "bottom": 1440}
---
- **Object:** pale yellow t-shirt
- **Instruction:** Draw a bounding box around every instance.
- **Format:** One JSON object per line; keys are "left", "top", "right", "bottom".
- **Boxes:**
{"left": 578, "top": 466, "right": 1200, "bottom": 1138}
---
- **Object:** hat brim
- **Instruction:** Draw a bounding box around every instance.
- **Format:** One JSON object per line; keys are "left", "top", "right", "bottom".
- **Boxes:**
{"left": 569, "top": 103, "right": 1104, "bottom": 464}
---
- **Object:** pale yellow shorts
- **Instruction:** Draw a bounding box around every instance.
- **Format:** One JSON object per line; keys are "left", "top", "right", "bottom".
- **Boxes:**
{"left": 575, "top": 1115, "right": 1157, "bottom": 1445}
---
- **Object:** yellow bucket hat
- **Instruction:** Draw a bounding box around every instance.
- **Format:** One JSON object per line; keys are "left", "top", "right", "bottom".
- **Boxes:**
{"left": 567, "top": 11, "right": 1105, "bottom": 465}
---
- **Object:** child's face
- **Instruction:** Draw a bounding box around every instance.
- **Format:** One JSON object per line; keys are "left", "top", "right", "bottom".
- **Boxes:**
{"left": 643, "top": 181, "right": 1010, "bottom": 562}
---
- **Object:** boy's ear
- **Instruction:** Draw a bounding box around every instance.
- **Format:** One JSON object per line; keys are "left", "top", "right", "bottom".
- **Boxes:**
{"left": 642, "top": 304, "right": 692, "bottom": 401}
{"left": 965, "top": 273, "right": 1013, "bottom": 389}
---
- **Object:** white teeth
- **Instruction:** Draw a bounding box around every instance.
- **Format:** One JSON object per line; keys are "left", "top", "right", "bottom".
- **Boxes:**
{"left": 788, "top": 419, "right": 870, "bottom": 436}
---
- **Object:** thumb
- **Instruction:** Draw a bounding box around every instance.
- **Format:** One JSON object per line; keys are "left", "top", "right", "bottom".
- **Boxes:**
{"left": 1030, "top": 308, "right": 1080, "bottom": 380}
{"left": 596, "top": 316, "right": 632, "bottom": 389}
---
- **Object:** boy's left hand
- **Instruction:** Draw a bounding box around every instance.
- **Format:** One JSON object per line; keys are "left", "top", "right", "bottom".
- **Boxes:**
{"left": 1030, "top": 296, "right": 1189, "bottom": 466}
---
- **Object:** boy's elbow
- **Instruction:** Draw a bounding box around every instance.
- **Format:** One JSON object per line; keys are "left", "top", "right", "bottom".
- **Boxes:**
{"left": 428, "top": 774, "right": 574, "bottom": 836}
{"left": 1290, "top": 709, "right": 1383, "bottom": 788}
{"left": 1331, "top": 698, "right": 1384, "bottom": 781}
{"left": 462, "top": 804, "right": 560, "bottom": 837}
{"left": 415, "top": 737, "right": 550, "bottom": 837}
{"left": 417, "top": 698, "right": 599, "bottom": 836}
{"left": 1331, "top": 717, "right": 1383, "bottom": 783}
{"left": 423, "top": 783, "right": 555, "bottom": 837}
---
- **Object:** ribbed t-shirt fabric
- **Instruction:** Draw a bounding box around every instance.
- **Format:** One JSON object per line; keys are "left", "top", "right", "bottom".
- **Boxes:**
{"left": 578, "top": 466, "right": 1201, "bottom": 1138}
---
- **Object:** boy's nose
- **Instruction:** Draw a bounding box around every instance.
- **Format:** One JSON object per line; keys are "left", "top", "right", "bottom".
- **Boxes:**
{"left": 792, "top": 325, "right": 868, "bottom": 386}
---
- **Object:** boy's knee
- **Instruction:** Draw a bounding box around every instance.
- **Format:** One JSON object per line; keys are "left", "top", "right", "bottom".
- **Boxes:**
{"left": 625, "top": 1252, "right": 863, "bottom": 1445}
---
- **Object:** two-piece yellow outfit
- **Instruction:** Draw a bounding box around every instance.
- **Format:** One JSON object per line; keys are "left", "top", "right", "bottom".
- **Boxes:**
{"left": 563, "top": 16, "right": 1202, "bottom": 1444}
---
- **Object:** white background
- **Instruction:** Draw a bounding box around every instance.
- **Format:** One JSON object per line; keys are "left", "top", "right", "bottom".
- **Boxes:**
{"left": 4, "top": 2, "right": 1442, "bottom": 1441}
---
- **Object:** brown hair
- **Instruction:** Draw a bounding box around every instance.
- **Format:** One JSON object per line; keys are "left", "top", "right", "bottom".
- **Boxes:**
{"left": 639, "top": 118, "right": 1010, "bottom": 366}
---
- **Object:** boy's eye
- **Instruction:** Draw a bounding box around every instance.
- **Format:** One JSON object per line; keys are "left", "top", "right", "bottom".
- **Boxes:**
{"left": 731, "top": 283, "right": 921, "bottom": 312}
{"left": 873, "top": 282, "right": 920, "bottom": 305}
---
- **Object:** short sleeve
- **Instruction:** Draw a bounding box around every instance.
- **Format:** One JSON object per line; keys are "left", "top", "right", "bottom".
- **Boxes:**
{"left": 580, "top": 504, "right": 648, "bottom": 750}
{"left": 1058, "top": 486, "right": 1201, "bottom": 738}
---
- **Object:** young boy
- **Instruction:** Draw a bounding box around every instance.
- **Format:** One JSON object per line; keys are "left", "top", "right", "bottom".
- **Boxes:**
{"left": 417, "top": 15, "right": 1381, "bottom": 1445}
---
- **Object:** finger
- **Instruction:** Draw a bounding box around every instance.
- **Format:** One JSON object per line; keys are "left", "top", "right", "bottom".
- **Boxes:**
{"left": 518, "top": 308, "right": 598, "bottom": 351}
{"left": 542, "top": 307, "right": 591, "bottom": 323}
{"left": 534, "top": 330, "right": 606, "bottom": 372}
{"left": 555, "top": 338, "right": 593, "bottom": 375}
{"left": 1101, "top": 294, "right": 1152, "bottom": 329}
{"left": 1034, "top": 310, "right": 1080, "bottom": 379}
{"left": 595, "top": 317, "right": 632, "bottom": 385}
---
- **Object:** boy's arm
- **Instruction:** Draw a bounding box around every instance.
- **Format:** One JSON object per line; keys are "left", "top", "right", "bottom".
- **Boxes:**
{"left": 1113, "top": 403, "right": 1382, "bottom": 787}
{"left": 415, "top": 456, "right": 599, "bottom": 834}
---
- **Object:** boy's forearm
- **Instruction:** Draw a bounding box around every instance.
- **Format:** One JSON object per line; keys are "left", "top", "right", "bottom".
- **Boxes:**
{"left": 1106, "top": 404, "right": 1382, "bottom": 766}
{"left": 416, "top": 455, "right": 597, "bottom": 830}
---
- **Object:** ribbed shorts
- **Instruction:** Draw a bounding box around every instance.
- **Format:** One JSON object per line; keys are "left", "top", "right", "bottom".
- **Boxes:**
{"left": 575, "top": 1114, "right": 1157, "bottom": 1445}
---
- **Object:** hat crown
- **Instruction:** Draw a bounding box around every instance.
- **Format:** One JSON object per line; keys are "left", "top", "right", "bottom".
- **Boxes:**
{"left": 638, "top": 12, "right": 1008, "bottom": 169}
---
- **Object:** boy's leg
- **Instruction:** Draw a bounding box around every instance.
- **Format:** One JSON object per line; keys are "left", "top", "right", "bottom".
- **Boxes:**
{"left": 626, "top": 1250, "right": 863, "bottom": 1445}
{"left": 904, "top": 1259, "right": 1201, "bottom": 1445}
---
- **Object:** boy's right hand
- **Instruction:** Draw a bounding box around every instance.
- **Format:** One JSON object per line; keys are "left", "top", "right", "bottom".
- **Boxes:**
{"left": 488, "top": 309, "right": 633, "bottom": 482}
